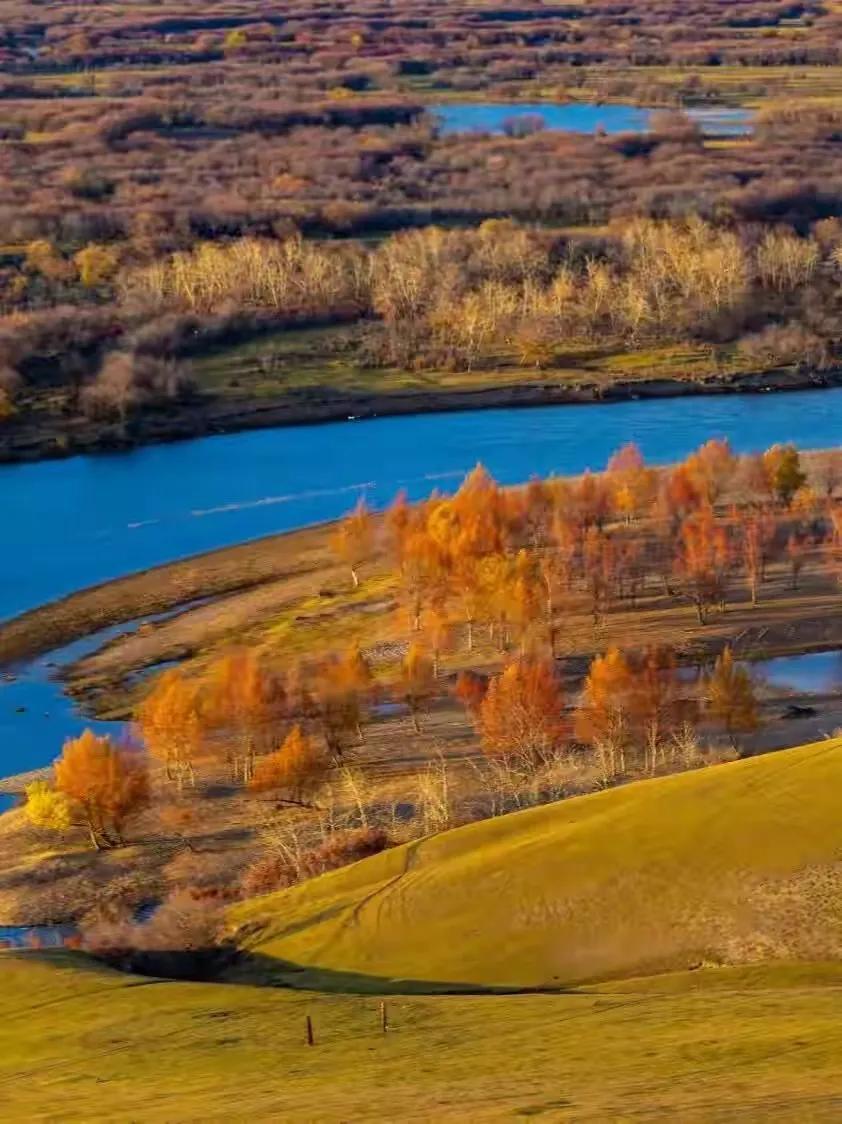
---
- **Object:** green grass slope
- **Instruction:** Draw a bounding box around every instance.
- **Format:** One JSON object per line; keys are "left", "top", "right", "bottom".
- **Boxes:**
{"left": 5, "top": 952, "right": 842, "bottom": 1120}
{"left": 233, "top": 740, "right": 842, "bottom": 990}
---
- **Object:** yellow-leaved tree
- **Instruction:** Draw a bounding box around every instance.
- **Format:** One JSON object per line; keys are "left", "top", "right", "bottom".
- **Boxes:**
{"left": 707, "top": 646, "right": 759, "bottom": 748}
{"left": 135, "top": 667, "right": 203, "bottom": 789}
{"left": 24, "top": 780, "right": 72, "bottom": 831}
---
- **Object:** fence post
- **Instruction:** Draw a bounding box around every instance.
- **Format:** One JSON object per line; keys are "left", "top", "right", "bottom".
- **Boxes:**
{"left": 379, "top": 1000, "right": 388, "bottom": 1033}
{"left": 306, "top": 1015, "right": 315, "bottom": 1046}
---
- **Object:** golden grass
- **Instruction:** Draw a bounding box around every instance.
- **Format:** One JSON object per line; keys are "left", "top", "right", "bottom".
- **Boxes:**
{"left": 4, "top": 951, "right": 842, "bottom": 1120}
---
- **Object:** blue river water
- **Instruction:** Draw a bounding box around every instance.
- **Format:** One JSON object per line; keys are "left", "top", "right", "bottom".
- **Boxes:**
{"left": 1, "top": 389, "right": 840, "bottom": 623}
{"left": 0, "top": 386, "right": 840, "bottom": 783}
{"left": 431, "top": 101, "right": 752, "bottom": 136}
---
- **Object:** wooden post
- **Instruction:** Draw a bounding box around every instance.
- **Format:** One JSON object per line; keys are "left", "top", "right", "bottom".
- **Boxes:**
{"left": 379, "top": 1001, "right": 388, "bottom": 1034}
{"left": 306, "top": 1015, "right": 315, "bottom": 1047}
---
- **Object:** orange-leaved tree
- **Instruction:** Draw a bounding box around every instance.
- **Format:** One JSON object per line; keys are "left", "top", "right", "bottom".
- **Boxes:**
{"left": 606, "top": 442, "right": 655, "bottom": 523}
{"left": 330, "top": 496, "right": 373, "bottom": 589}
{"left": 203, "top": 649, "right": 286, "bottom": 783}
{"left": 400, "top": 643, "right": 435, "bottom": 732}
{"left": 53, "top": 729, "right": 149, "bottom": 850}
{"left": 249, "top": 725, "right": 329, "bottom": 802}
{"left": 574, "top": 646, "right": 635, "bottom": 780}
{"left": 684, "top": 438, "right": 736, "bottom": 506}
{"left": 424, "top": 601, "right": 452, "bottom": 678}
{"left": 395, "top": 523, "right": 448, "bottom": 634}
{"left": 454, "top": 669, "right": 488, "bottom": 716}
{"left": 628, "top": 646, "right": 697, "bottom": 774}
{"left": 478, "top": 657, "right": 567, "bottom": 773}
{"left": 738, "top": 509, "right": 774, "bottom": 607}
{"left": 502, "top": 548, "right": 544, "bottom": 655}
{"left": 659, "top": 463, "right": 703, "bottom": 525}
{"left": 310, "top": 643, "right": 375, "bottom": 755}
{"left": 674, "top": 507, "right": 731, "bottom": 624}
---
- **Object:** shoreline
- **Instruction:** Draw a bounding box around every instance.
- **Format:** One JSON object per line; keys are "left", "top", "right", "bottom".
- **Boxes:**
{"left": 0, "top": 521, "right": 331, "bottom": 668}
{"left": 0, "top": 364, "right": 839, "bottom": 466}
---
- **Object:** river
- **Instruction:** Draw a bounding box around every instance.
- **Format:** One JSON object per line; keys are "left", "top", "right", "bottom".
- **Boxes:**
{"left": 0, "top": 386, "right": 841, "bottom": 783}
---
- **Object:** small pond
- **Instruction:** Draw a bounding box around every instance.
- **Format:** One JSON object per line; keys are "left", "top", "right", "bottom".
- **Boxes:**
{"left": 431, "top": 101, "right": 753, "bottom": 137}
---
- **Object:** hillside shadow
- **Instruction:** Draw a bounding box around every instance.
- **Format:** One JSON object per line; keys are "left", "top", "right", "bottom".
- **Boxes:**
{"left": 6, "top": 945, "right": 579, "bottom": 995}
{"left": 222, "top": 951, "right": 577, "bottom": 996}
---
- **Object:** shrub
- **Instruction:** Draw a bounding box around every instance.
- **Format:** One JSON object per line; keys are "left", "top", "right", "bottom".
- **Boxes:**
{"left": 306, "top": 826, "right": 390, "bottom": 874}
{"left": 239, "top": 826, "right": 392, "bottom": 898}
{"left": 81, "top": 351, "right": 194, "bottom": 421}
{"left": 24, "top": 780, "right": 72, "bottom": 831}
{"left": 0, "top": 366, "right": 22, "bottom": 397}
{"left": 59, "top": 165, "right": 115, "bottom": 201}
{"left": 240, "top": 852, "right": 299, "bottom": 898}
{"left": 163, "top": 849, "right": 231, "bottom": 895}
{"left": 0, "top": 388, "right": 17, "bottom": 422}
{"left": 737, "top": 323, "right": 831, "bottom": 370}
{"left": 132, "top": 889, "right": 227, "bottom": 952}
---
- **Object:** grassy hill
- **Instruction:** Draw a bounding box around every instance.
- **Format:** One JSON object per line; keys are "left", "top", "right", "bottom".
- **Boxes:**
{"left": 231, "top": 739, "right": 842, "bottom": 990}
{"left": 4, "top": 952, "right": 842, "bottom": 1120}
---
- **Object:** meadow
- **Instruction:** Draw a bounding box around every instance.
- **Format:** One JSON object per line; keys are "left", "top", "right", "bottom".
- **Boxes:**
{"left": 5, "top": 738, "right": 842, "bottom": 1119}
{"left": 4, "top": 954, "right": 842, "bottom": 1120}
